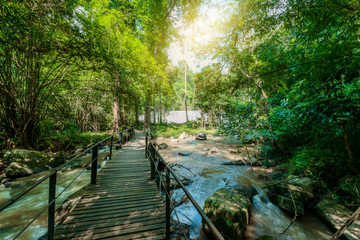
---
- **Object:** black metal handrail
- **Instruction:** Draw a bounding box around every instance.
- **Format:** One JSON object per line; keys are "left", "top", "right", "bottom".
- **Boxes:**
{"left": 0, "top": 127, "right": 135, "bottom": 240}
{"left": 145, "top": 129, "right": 224, "bottom": 240}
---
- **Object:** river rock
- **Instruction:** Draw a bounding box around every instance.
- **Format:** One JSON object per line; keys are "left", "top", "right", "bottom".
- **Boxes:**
{"left": 314, "top": 198, "right": 360, "bottom": 240}
{"left": 209, "top": 147, "right": 219, "bottom": 153}
{"left": 228, "top": 149, "right": 238, "bottom": 153}
{"left": 158, "top": 143, "right": 168, "bottom": 149}
{"left": 203, "top": 187, "right": 256, "bottom": 239}
{"left": 195, "top": 132, "right": 206, "bottom": 140}
{"left": 178, "top": 152, "right": 190, "bottom": 156}
{"left": 277, "top": 195, "right": 305, "bottom": 215}
{"left": 160, "top": 173, "right": 192, "bottom": 189}
{"left": 268, "top": 176, "right": 320, "bottom": 213}
{"left": 5, "top": 162, "right": 34, "bottom": 177}
{"left": 257, "top": 173, "right": 270, "bottom": 181}
{"left": 4, "top": 149, "right": 63, "bottom": 178}
{"left": 249, "top": 157, "right": 262, "bottom": 166}
{"left": 222, "top": 160, "right": 247, "bottom": 166}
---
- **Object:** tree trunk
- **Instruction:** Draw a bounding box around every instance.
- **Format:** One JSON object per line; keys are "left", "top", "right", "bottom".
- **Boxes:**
{"left": 144, "top": 92, "right": 151, "bottom": 128}
{"left": 159, "top": 91, "right": 162, "bottom": 124}
{"left": 135, "top": 99, "right": 139, "bottom": 126}
{"left": 113, "top": 100, "right": 119, "bottom": 130}
{"left": 338, "top": 123, "right": 354, "bottom": 165}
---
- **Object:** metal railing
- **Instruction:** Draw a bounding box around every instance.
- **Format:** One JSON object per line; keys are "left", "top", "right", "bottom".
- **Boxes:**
{"left": 145, "top": 129, "right": 224, "bottom": 240}
{"left": 0, "top": 127, "right": 135, "bottom": 240}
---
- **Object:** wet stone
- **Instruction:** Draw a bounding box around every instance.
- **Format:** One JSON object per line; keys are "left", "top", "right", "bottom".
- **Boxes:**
{"left": 178, "top": 152, "right": 191, "bottom": 156}
{"left": 203, "top": 187, "right": 256, "bottom": 240}
{"left": 195, "top": 132, "right": 207, "bottom": 140}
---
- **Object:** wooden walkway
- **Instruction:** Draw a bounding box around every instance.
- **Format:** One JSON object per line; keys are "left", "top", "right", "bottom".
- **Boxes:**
{"left": 55, "top": 137, "right": 166, "bottom": 239}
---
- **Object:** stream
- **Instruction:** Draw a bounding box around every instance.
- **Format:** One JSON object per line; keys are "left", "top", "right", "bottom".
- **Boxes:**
{"left": 159, "top": 136, "right": 333, "bottom": 239}
{"left": 0, "top": 137, "right": 334, "bottom": 240}
{"left": 0, "top": 147, "right": 110, "bottom": 240}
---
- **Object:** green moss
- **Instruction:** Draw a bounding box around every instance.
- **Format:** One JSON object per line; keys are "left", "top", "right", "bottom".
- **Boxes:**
{"left": 3, "top": 149, "right": 63, "bottom": 178}
{"left": 203, "top": 187, "right": 255, "bottom": 240}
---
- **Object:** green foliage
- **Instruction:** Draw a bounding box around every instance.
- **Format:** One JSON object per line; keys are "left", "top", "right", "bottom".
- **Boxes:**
{"left": 196, "top": 0, "right": 360, "bottom": 204}
{"left": 150, "top": 123, "right": 217, "bottom": 138}
{"left": 0, "top": 0, "right": 203, "bottom": 150}
{"left": 39, "top": 131, "right": 112, "bottom": 152}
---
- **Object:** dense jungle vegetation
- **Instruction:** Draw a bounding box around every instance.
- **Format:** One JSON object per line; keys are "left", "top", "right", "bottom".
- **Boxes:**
{"left": 1, "top": 0, "right": 359, "bottom": 206}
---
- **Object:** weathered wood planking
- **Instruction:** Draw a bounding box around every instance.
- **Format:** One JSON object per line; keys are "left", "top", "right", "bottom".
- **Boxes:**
{"left": 55, "top": 141, "right": 165, "bottom": 240}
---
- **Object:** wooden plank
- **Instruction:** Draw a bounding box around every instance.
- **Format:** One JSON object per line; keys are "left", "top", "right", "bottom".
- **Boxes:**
{"left": 55, "top": 142, "right": 166, "bottom": 239}
{"left": 63, "top": 207, "right": 165, "bottom": 225}
{"left": 55, "top": 222, "right": 166, "bottom": 240}
{"left": 57, "top": 217, "right": 165, "bottom": 235}
{"left": 57, "top": 213, "right": 165, "bottom": 232}
{"left": 74, "top": 198, "right": 163, "bottom": 211}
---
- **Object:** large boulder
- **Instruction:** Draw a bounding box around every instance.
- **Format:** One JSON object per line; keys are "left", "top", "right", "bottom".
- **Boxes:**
{"left": 158, "top": 143, "right": 168, "bottom": 150}
{"left": 314, "top": 198, "right": 360, "bottom": 240}
{"left": 203, "top": 187, "right": 256, "bottom": 240}
{"left": 5, "top": 162, "right": 33, "bottom": 177}
{"left": 268, "top": 176, "right": 320, "bottom": 214}
{"left": 4, "top": 149, "right": 63, "bottom": 178}
{"left": 277, "top": 195, "right": 305, "bottom": 215}
{"left": 195, "top": 132, "right": 207, "bottom": 140}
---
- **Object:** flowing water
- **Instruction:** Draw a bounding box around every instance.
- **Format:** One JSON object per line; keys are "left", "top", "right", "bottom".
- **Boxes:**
{"left": 0, "top": 147, "right": 110, "bottom": 240}
{"left": 0, "top": 137, "right": 333, "bottom": 240}
{"left": 159, "top": 136, "right": 333, "bottom": 239}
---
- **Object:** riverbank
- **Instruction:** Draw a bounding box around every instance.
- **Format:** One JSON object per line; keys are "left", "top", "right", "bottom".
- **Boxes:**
{"left": 0, "top": 132, "right": 115, "bottom": 185}
{"left": 155, "top": 133, "right": 357, "bottom": 239}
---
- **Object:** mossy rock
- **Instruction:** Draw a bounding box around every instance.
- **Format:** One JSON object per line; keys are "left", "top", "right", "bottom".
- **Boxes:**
{"left": 277, "top": 195, "right": 305, "bottom": 215}
{"left": 286, "top": 175, "right": 320, "bottom": 193}
{"left": 268, "top": 184, "right": 315, "bottom": 204}
{"left": 203, "top": 187, "right": 256, "bottom": 240}
{"left": 256, "top": 236, "right": 277, "bottom": 240}
{"left": 4, "top": 149, "right": 63, "bottom": 178}
{"left": 314, "top": 198, "right": 360, "bottom": 240}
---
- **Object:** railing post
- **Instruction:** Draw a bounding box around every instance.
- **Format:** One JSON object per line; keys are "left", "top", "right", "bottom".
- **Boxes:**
{"left": 109, "top": 135, "right": 113, "bottom": 160}
{"left": 150, "top": 144, "right": 155, "bottom": 180}
{"left": 91, "top": 145, "right": 98, "bottom": 185}
{"left": 145, "top": 131, "right": 148, "bottom": 158}
{"left": 166, "top": 167, "right": 170, "bottom": 239}
{"left": 48, "top": 171, "right": 57, "bottom": 240}
{"left": 120, "top": 131, "right": 123, "bottom": 149}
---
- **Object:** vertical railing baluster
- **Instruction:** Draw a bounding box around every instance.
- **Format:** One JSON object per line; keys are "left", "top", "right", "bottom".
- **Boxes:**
{"left": 91, "top": 145, "right": 98, "bottom": 185}
{"left": 145, "top": 131, "right": 148, "bottom": 158}
{"left": 150, "top": 144, "right": 155, "bottom": 180}
{"left": 48, "top": 171, "right": 57, "bottom": 240}
{"left": 120, "top": 131, "right": 123, "bottom": 149}
{"left": 110, "top": 135, "right": 113, "bottom": 160}
{"left": 166, "top": 167, "right": 170, "bottom": 239}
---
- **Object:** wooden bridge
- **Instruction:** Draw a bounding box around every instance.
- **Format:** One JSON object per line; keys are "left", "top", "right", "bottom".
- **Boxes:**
{"left": 0, "top": 129, "right": 223, "bottom": 240}
{"left": 54, "top": 137, "right": 166, "bottom": 239}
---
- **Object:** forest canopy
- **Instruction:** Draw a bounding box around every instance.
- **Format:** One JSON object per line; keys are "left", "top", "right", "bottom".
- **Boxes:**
{"left": 0, "top": 0, "right": 359, "bottom": 205}
{"left": 0, "top": 0, "right": 201, "bottom": 149}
